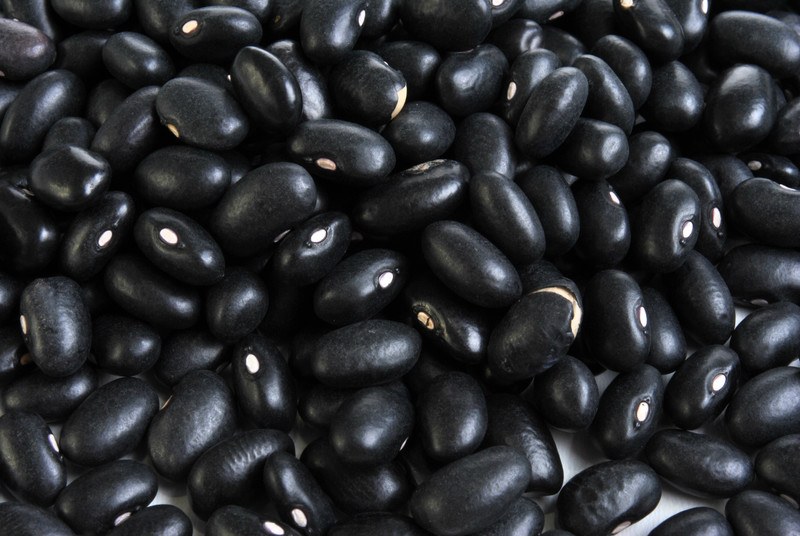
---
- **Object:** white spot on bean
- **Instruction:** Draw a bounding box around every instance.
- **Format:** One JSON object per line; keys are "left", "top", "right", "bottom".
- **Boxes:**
{"left": 358, "top": 9, "right": 366, "bottom": 26}
{"left": 0, "top": 70, "right": 5, "bottom": 78}
{"left": 532, "top": 286, "right": 582, "bottom": 337}
{"left": 608, "top": 189, "right": 621, "bottom": 205}
{"left": 378, "top": 271, "right": 395, "bottom": 289}
{"left": 635, "top": 401, "right": 650, "bottom": 422}
{"left": 166, "top": 123, "right": 180, "bottom": 138}
{"left": 612, "top": 521, "right": 632, "bottom": 534}
{"left": 159, "top": 228, "right": 179, "bottom": 245}
{"left": 701, "top": 0, "right": 709, "bottom": 14}
{"left": 681, "top": 220, "right": 694, "bottom": 239}
{"left": 492, "top": 0, "right": 504, "bottom": 6}
{"left": 263, "top": 521, "right": 286, "bottom": 535}
{"left": 637, "top": 305, "right": 648, "bottom": 328}
{"left": 548, "top": 10, "right": 565, "bottom": 20}
{"left": 316, "top": 158, "right": 337, "bottom": 171}
{"left": 48, "top": 433, "right": 60, "bottom": 453}
{"left": 619, "top": 0, "right": 634, "bottom": 8}
{"left": 291, "top": 508, "right": 308, "bottom": 528}
{"left": 747, "top": 160, "right": 762, "bottom": 171}
{"left": 506, "top": 81, "right": 517, "bottom": 100}
{"left": 751, "top": 298, "right": 769, "bottom": 307}
{"left": 310, "top": 228, "right": 328, "bottom": 243}
{"left": 416, "top": 311, "right": 435, "bottom": 330}
{"left": 711, "top": 373, "right": 727, "bottom": 392}
{"left": 391, "top": 85, "right": 408, "bottom": 120}
{"left": 19, "top": 315, "right": 27, "bottom": 335}
{"left": 113, "top": 512, "right": 132, "bottom": 526}
{"left": 97, "top": 229, "right": 113, "bottom": 248}
{"left": 711, "top": 207, "right": 722, "bottom": 229}
{"left": 245, "top": 353, "right": 260, "bottom": 374}
{"left": 182, "top": 20, "right": 199, "bottom": 35}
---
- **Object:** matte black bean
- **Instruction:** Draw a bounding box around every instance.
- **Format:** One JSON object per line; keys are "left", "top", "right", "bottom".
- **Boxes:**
{"left": 302, "top": 438, "right": 412, "bottom": 514}
{"left": 0, "top": 271, "right": 23, "bottom": 323}
{"left": 177, "top": 62, "right": 232, "bottom": 90}
{"left": 400, "top": 0, "right": 491, "bottom": 52}
{"left": 155, "top": 328, "right": 227, "bottom": 386}
{"left": 104, "top": 253, "right": 201, "bottom": 330}
{"left": 102, "top": 31, "right": 174, "bottom": 90}
{"left": 729, "top": 178, "right": 800, "bottom": 248}
{"left": 755, "top": 434, "right": 800, "bottom": 506}
{"left": 435, "top": 45, "right": 507, "bottom": 118}
{"left": 107, "top": 504, "right": 192, "bottom": 536}
{"left": 591, "top": 34, "right": 652, "bottom": 110}
{"left": 768, "top": 96, "right": 800, "bottom": 155}
{"left": 726, "top": 366, "right": 800, "bottom": 448}
{"left": 188, "top": 429, "right": 293, "bottom": 519}
{"left": 84, "top": 79, "right": 128, "bottom": 129}
{"left": 330, "top": 383, "right": 413, "bottom": 466}
{"left": 0, "top": 18, "right": 55, "bottom": 81}
{"left": 640, "top": 61, "right": 703, "bottom": 133}
{"left": 571, "top": 179, "right": 630, "bottom": 267}
{"left": 409, "top": 446, "right": 531, "bottom": 536}
{"left": 92, "top": 314, "right": 160, "bottom": 376}
{"left": 60, "top": 377, "right": 158, "bottom": 466}
{"left": 726, "top": 490, "right": 800, "bottom": 536}
{"left": 515, "top": 66, "right": 588, "bottom": 159}
{"left": 381, "top": 103, "right": 454, "bottom": 166}
{"left": 169, "top": 6, "right": 261, "bottom": 64}
{"left": 711, "top": 10, "right": 800, "bottom": 78}
{"left": 557, "top": 459, "right": 661, "bottom": 536}
{"left": 649, "top": 507, "right": 733, "bottom": 536}
{"left": 0, "top": 190, "right": 35, "bottom": 280}
{"left": 51, "top": 0, "right": 131, "bottom": 29}
{"left": 664, "top": 250, "right": 735, "bottom": 345}
{"left": 262, "top": 451, "right": 337, "bottom": 535}
{"left": 607, "top": 131, "right": 674, "bottom": 206}
{"left": 298, "top": 383, "right": 357, "bottom": 430}
{"left": 417, "top": 371, "right": 487, "bottom": 462}
{"left": 0, "top": 326, "right": 25, "bottom": 386}
{"left": 422, "top": 220, "right": 521, "bottom": 308}
{"left": 0, "top": 411, "right": 64, "bottom": 506}
{"left": 539, "top": 25, "right": 586, "bottom": 65}
{"left": 272, "top": 212, "right": 351, "bottom": 286}
{"left": 1, "top": 0, "right": 63, "bottom": 41}
{"left": 487, "top": 18, "right": 542, "bottom": 63}
{"left": 43, "top": 116, "right": 95, "bottom": 151}
{"left": 0, "top": 502, "right": 74, "bottom": 536}
{"left": 376, "top": 40, "right": 441, "bottom": 101}
{"left": 528, "top": 355, "right": 598, "bottom": 432}
{"left": 230, "top": 46, "right": 302, "bottom": 134}
{"left": 328, "top": 513, "right": 430, "bottom": 536}
{"left": 91, "top": 86, "right": 161, "bottom": 173}
{"left": 134, "top": 0, "right": 196, "bottom": 43}
{"left": 311, "top": 319, "right": 421, "bottom": 388}
{"left": 156, "top": 77, "right": 249, "bottom": 150}
{"left": 1, "top": 364, "right": 97, "bottom": 422}
{"left": 207, "top": 0, "right": 271, "bottom": 21}
{"left": 29, "top": 145, "right": 110, "bottom": 212}
{"left": 485, "top": 394, "right": 562, "bottom": 495}
{"left": 696, "top": 155, "right": 754, "bottom": 208}
{"left": 740, "top": 152, "right": 800, "bottom": 188}
{"left": 147, "top": 370, "right": 237, "bottom": 480}
{"left": 642, "top": 287, "right": 686, "bottom": 374}
{"left": 730, "top": 302, "right": 800, "bottom": 375}
{"left": 582, "top": 270, "right": 649, "bottom": 371}
{"left": 54, "top": 30, "right": 111, "bottom": 83}
{"left": 207, "top": 269, "right": 268, "bottom": 342}
{"left": 287, "top": 119, "right": 395, "bottom": 187}
{"left": 516, "top": 166, "right": 580, "bottom": 257}
{"left": 718, "top": 244, "right": 800, "bottom": 306}
{"left": 613, "top": 0, "right": 684, "bottom": 62}
{"left": 591, "top": 364, "right": 663, "bottom": 459}
{"left": 402, "top": 274, "right": 493, "bottom": 365}
{"left": 452, "top": 113, "right": 516, "bottom": 179}
{"left": 0, "top": 70, "right": 85, "bottom": 163}
{"left": 471, "top": 497, "right": 543, "bottom": 536}
{"left": 645, "top": 429, "right": 753, "bottom": 498}
{"left": 55, "top": 460, "right": 157, "bottom": 534}
{"left": 266, "top": 39, "right": 334, "bottom": 122}
{"left": 556, "top": 118, "right": 630, "bottom": 181}
{"left": 20, "top": 277, "right": 90, "bottom": 377}
{"left": 352, "top": 159, "right": 468, "bottom": 236}
{"left": 299, "top": 0, "right": 366, "bottom": 64}
{"left": 232, "top": 333, "right": 296, "bottom": 431}
{"left": 573, "top": 54, "right": 635, "bottom": 134}
{"left": 497, "top": 49, "right": 559, "bottom": 127}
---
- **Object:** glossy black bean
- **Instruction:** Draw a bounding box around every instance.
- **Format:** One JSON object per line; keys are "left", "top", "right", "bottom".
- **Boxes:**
{"left": 311, "top": 319, "right": 420, "bottom": 388}
{"left": 487, "top": 18, "right": 542, "bottom": 63}
{"left": 452, "top": 113, "right": 516, "bottom": 179}
{"left": 55, "top": 460, "right": 157, "bottom": 534}
{"left": 51, "top": 0, "right": 131, "bottom": 29}
{"left": 207, "top": 269, "right": 268, "bottom": 342}
{"left": 422, "top": 220, "right": 521, "bottom": 308}
{"left": 726, "top": 490, "right": 800, "bottom": 536}
{"left": 169, "top": 6, "right": 261, "bottom": 64}
{"left": 206, "top": 505, "right": 301, "bottom": 536}
{"left": 571, "top": 179, "right": 630, "bottom": 267}
{"left": 729, "top": 178, "right": 800, "bottom": 248}
{"left": 0, "top": 502, "right": 74, "bottom": 536}
{"left": 92, "top": 314, "right": 160, "bottom": 376}
{"left": 107, "top": 504, "right": 192, "bottom": 536}
{"left": 557, "top": 459, "right": 661, "bottom": 536}
{"left": 0, "top": 326, "right": 25, "bottom": 386}
{"left": 84, "top": 80, "right": 127, "bottom": 129}
{"left": 0, "top": 70, "right": 85, "bottom": 163}
{"left": 649, "top": 507, "right": 733, "bottom": 536}
{"left": 417, "top": 371, "right": 487, "bottom": 462}
{"left": 726, "top": 366, "right": 800, "bottom": 448}
{"left": 207, "top": 0, "right": 271, "bottom": 21}
{"left": 515, "top": 66, "right": 588, "bottom": 159}
{"left": 91, "top": 86, "right": 161, "bottom": 173}
{"left": 262, "top": 451, "right": 337, "bottom": 535}
{"left": 232, "top": 334, "right": 296, "bottom": 431}
{"left": 54, "top": 30, "right": 111, "bottom": 83}
{"left": 769, "top": 96, "right": 800, "bottom": 155}
{"left": 0, "top": 411, "right": 64, "bottom": 506}
{"left": 485, "top": 394, "right": 562, "bottom": 495}
{"left": 718, "top": 245, "right": 800, "bottom": 306}
{"left": 730, "top": 302, "right": 800, "bottom": 375}
{"left": 573, "top": 54, "right": 635, "bottom": 134}
{"left": 178, "top": 62, "right": 232, "bottom": 90}
{"left": 519, "top": 0, "right": 582, "bottom": 23}
{"left": 302, "top": 438, "right": 412, "bottom": 514}
{"left": 377, "top": 40, "right": 441, "bottom": 101}
{"left": 102, "top": 31, "right": 174, "bottom": 90}
{"left": 330, "top": 383, "right": 413, "bottom": 466}
{"left": 528, "top": 355, "right": 598, "bottom": 431}
{"left": 272, "top": 212, "right": 351, "bottom": 286}
{"left": 409, "top": 446, "right": 531, "bottom": 536}
{"left": 1, "top": 0, "right": 63, "bottom": 41}
{"left": 43, "top": 116, "right": 95, "bottom": 151}
{"left": 497, "top": 49, "right": 559, "bottom": 127}
{"left": 147, "top": 370, "right": 237, "bottom": 480}
{"left": 556, "top": 118, "right": 630, "bottom": 181}
{"left": 60, "top": 377, "right": 158, "bottom": 466}
{"left": 608, "top": 131, "right": 674, "bottom": 205}
{"left": 613, "top": 0, "right": 684, "bottom": 62}
{"left": 664, "top": 250, "right": 735, "bottom": 345}
{"left": 267, "top": 39, "right": 334, "bottom": 121}
{"left": 287, "top": 119, "right": 395, "bottom": 187}
{"left": 516, "top": 166, "right": 580, "bottom": 257}
{"left": 640, "top": 61, "right": 703, "bottom": 133}
{"left": 400, "top": 0, "right": 491, "bottom": 52}
{"left": 402, "top": 275, "right": 493, "bottom": 365}
{"left": 1, "top": 364, "right": 97, "bottom": 422}
{"left": 328, "top": 513, "right": 430, "bottom": 536}
{"left": 20, "top": 277, "right": 90, "bottom": 377}
{"left": 29, "top": 145, "right": 110, "bottom": 212}
{"left": 641, "top": 287, "right": 686, "bottom": 374}
{"left": 299, "top": 0, "right": 366, "bottom": 64}
{"left": 741, "top": 153, "right": 800, "bottom": 188}
{"left": 646, "top": 429, "right": 753, "bottom": 498}
{"left": 436, "top": 45, "right": 507, "bottom": 118}
{"left": 352, "top": 160, "right": 468, "bottom": 236}
{"left": 155, "top": 328, "right": 227, "bottom": 386}
{"left": 755, "top": 434, "right": 800, "bottom": 506}
{"left": 471, "top": 497, "right": 543, "bottom": 536}
{"left": 0, "top": 18, "right": 55, "bottom": 81}
{"left": 539, "top": 25, "right": 586, "bottom": 65}
{"left": 665, "top": 0, "right": 708, "bottom": 52}
{"left": 298, "top": 383, "right": 357, "bottom": 430}
{"left": 386, "top": 104, "right": 455, "bottom": 166}
{"left": 591, "top": 34, "right": 651, "bottom": 110}
{"left": 134, "top": 0, "right": 196, "bottom": 43}
{"left": 188, "top": 429, "right": 293, "bottom": 519}
{"left": 0, "top": 80, "right": 22, "bottom": 120}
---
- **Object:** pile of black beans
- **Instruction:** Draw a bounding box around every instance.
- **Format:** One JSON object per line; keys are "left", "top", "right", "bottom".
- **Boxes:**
{"left": 1, "top": 0, "right": 800, "bottom": 534}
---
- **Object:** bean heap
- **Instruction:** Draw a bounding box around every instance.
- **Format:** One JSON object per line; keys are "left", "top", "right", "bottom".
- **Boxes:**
{"left": 1, "top": 0, "right": 800, "bottom": 535}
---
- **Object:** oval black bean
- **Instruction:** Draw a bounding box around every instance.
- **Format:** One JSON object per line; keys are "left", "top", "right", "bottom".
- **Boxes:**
{"left": 435, "top": 45, "right": 508, "bottom": 118}
{"left": 755, "top": 434, "right": 800, "bottom": 507}
{"left": 327, "top": 513, "right": 430, "bottom": 536}
{"left": 169, "top": 6, "right": 262, "bottom": 64}
{"left": 725, "top": 490, "right": 800, "bottom": 536}
{"left": 650, "top": 507, "right": 734, "bottom": 536}
{"left": 516, "top": 165, "right": 580, "bottom": 257}
{"left": 452, "top": 113, "right": 516, "bottom": 179}
{"left": 400, "top": 0, "right": 492, "bottom": 52}
{"left": 717, "top": 244, "right": 800, "bottom": 306}
{"left": 730, "top": 302, "right": 800, "bottom": 375}
{"left": 0, "top": 502, "right": 74, "bottom": 536}
{"left": 206, "top": 505, "right": 302, "bottom": 536}
{"left": 43, "top": 116, "right": 95, "bottom": 151}
{"left": 106, "top": 505, "right": 192, "bottom": 536}
{"left": 154, "top": 328, "right": 228, "bottom": 386}
{"left": 642, "top": 287, "right": 687, "bottom": 374}
{"left": 497, "top": 49, "right": 559, "bottom": 127}
{"left": 591, "top": 34, "right": 652, "bottom": 110}
{"left": 571, "top": 179, "right": 630, "bottom": 267}
{"left": 102, "top": 31, "right": 174, "bottom": 89}
{"left": 613, "top": 0, "right": 685, "bottom": 62}
{"left": 0, "top": 18, "right": 56, "bottom": 81}
{"left": 300, "top": 0, "right": 367, "bottom": 64}
{"left": 383, "top": 101, "right": 456, "bottom": 165}
{"left": 1, "top": 364, "right": 97, "bottom": 422}
{"left": 640, "top": 61, "right": 704, "bottom": 133}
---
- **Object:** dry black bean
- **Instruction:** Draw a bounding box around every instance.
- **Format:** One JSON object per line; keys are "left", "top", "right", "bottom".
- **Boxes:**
{"left": 1, "top": 363, "right": 97, "bottom": 422}
{"left": 327, "top": 512, "right": 429, "bottom": 536}
{"left": 717, "top": 244, "right": 800, "bottom": 306}
{"left": 206, "top": 504, "right": 301, "bottom": 536}
{"left": 102, "top": 32, "right": 174, "bottom": 90}
{"left": 516, "top": 165, "right": 580, "bottom": 256}
{"left": 0, "top": 326, "right": 25, "bottom": 386}
{"left": 400, "top": 0, "right": 491, "bottom": 53}
{"left": 729, "top": 177, "right": 800, "bottom": 248}
{"left": 573, "top": 54, "right": 635, "bottom": 134}
{"left": 725, "top": 490, "right": 800, "bottom": 536}
{"left": 42, "top": 116, "right": 95, "bottom": 151}
{"left": 452, "top": 112, "right": 516, "bottom": 179}
{"left": 169, "top": 6, "right": 261, "bottom": 64}
{"left": 754, "top": 434, "right": 800, "bottom": 507}
{"left": 300, "top": 0, "right": 366, "bottom": 65}
{"left": 153, "top": 328, "right": 228, "bottom": 386}
{"left": 740, "top": 152, "right": 800, "bottom": 188}
{"left": 51, "top": 0, "right": 130, "bottom": 30}
{"left": 106, "top": 504, "right": 192, "bottom": 536}
{"left": 528, "top": 355, "right": 599, "bottom": 432}
{"left": 0, "top": 501, "right": 74, "bottom": 536}
{"left": 435, "top": 45, "right": 507, "bottom": 119}
{"left": 640, "top": 61, "right": 703, "bottom": 133}
{"left": 497, "top": 49, "right": 559, "bottom": 127}
{"left": 487, "top": 18, "right": 542, "bottom": 63}
{"left": 649, "top": 507, "right": 733, "bottom": 536}
{"left": 641, "top": 287, "right": 686, "bottom": 374}
{"left": 730, "top": 301, "right": 800, "bottom": 375}
{"left": 539, "top": 25, "right": 585, "bottom": 64}
{"left": 0, "top": 18, "right": 55, "bottom": 82}
{"left": 613, "top": 0, "right": 685, "bottom": 62}
{"left": 383, "top": 101, "right": 455, "bottom": 165}
{"left": 571, "top": 179, "right": 630, "bottom": 267}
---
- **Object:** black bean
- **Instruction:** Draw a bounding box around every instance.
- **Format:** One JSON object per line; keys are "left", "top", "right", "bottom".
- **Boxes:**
{"left": 739, "top": 152, "right": 800, "bottom": 187}
{"left": 300, "top": 0, "right": 366, "bottom": 64}
{"left": 640, "top": 287, "right": 686, "bottom": 373}
{"left": 102, "top": 32, "right": 174, "bottom": 89}
{"left": 28, "top": 145, "right": 110, "bottom": 212}
{"left": 89, "top": 306, "right": 154, "bottom": 379}
{"left": 640, "top": 61, "right": 704, "bottom": 133}
{"left": 528, "top": 355, "right": 598, "bottom": 432}
{"left": 266, "top": 39, "right": 333, "bottom": 121}
{"left": 487, "top": 18, "right": 542, "bottom": 63}
{"left": 188, "top": 429, "right": 294, "bottom": 519}
{"left": 539, "top": 25, "right": 586, "bottom": 64}
{"left": 376, "top": 40, "right": 441, "bottom": 101}
{"left": 649, "top": 507, "right": 733, "bottom": 536}
{"left": 0, "top": 18, "right": 56, "bottom": 82}
{"left": 613, "top": 0, "right": 685, "bottom": 62}
{"left": 555, "top": 118, "right": 630, "bottom": 181}
{"left": 768, "top": 96, "right": 800, "bottom": 155}
{"left": 519, "top": 0, "right": 583, "bottom": 23}
{"left": 272, "top": 212, "right": 351, "bottom": 286}
{"left": 42, "top": 116, "right": 95, "bottom": 151}
{"left": 608, "top": 131, "right": 674, "bottom": 205}
{"left": 55, "top": 30, "right": 112, "bottom": 83}
{"left": 1, "top": 364, "right": 97, "bottom": 422}
{"left": 298, "top": 383, "right": 358, "bottom": 430}
{"left": 0, "top": 502, "right": 74, "bottom": 536}
{"left": 0, "top": 326, "right": 25, "bottom": 386}
{"left": 571, "top": 179, "right": 630, "bottom": 267}
{"left": 516, "top": 165, "right": 580, "bottom": 256}
{"left": 435, "top": 45, "right": 508, "bottom": 118}
{"left": 452, "top": 113, "right": 516, "bottom": 179}
{"left": 1, "top": 0, "right": 63, "bottom": 41}
{"left": 573, "top": 54, "right": 635, "bottom": 134}
{"left": 327, "top": 512, "right": 430, "bottom": 536}
{"left": 154, "top": 328, "right": 228, "bottom": 386}
{"left": 106, "top": 504, "right": 192, "bottom": 536}
{"left": 169, "top": 6, "right": 261, "bottom": 64}
{"left": 470, "top": 497, "right": 543, "bottom": 536}
{"left": 206, "top": 505, "right": 302, "bottom": 536}
{"left": 557, "top": 459, "right": 661, "bottom": 536}
{"left": 381, "top": 102, "right": 455, "bottom": 165}
{"left": 84, "top": 79, "right": 129, "bottom": 128}
{"left": 206, "top": 268, "right": 269, "bottom": 342}
{"left": 134, "top": 0, "right": 196, "bottom": 44}
{"left": 696, "top": 153, "right": 754, "bottom": 204}
{"left": 0, "top": 410, "right": 65, "bottom": 506}
{"left": 497, "top": 49, "right": 559, "bottom": 127}
{"left": 0, "top": 180, "right": 61, "bottom": 274}
{"left": 729, "top": 178, "right": 800, "bottom": 248}
{"left": 725, "top": 490, "right": 800, "bottom": 536}
{"left": 717, "top": 244, "right": 800, "bottom": 306}
{"left": 730, "top": 302, "right": 800, "bottom": 375}
{"left": 591, "top": 35, "right": 652, "bottom": 111}
{"left": 400, "top": 0, "right": 491, "bottom": 52}
{"left": 755, "top": 434, "right": 800, "bottom": 507}
{"left": 51, "top": 0, "right": 131, "bottom": 29}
